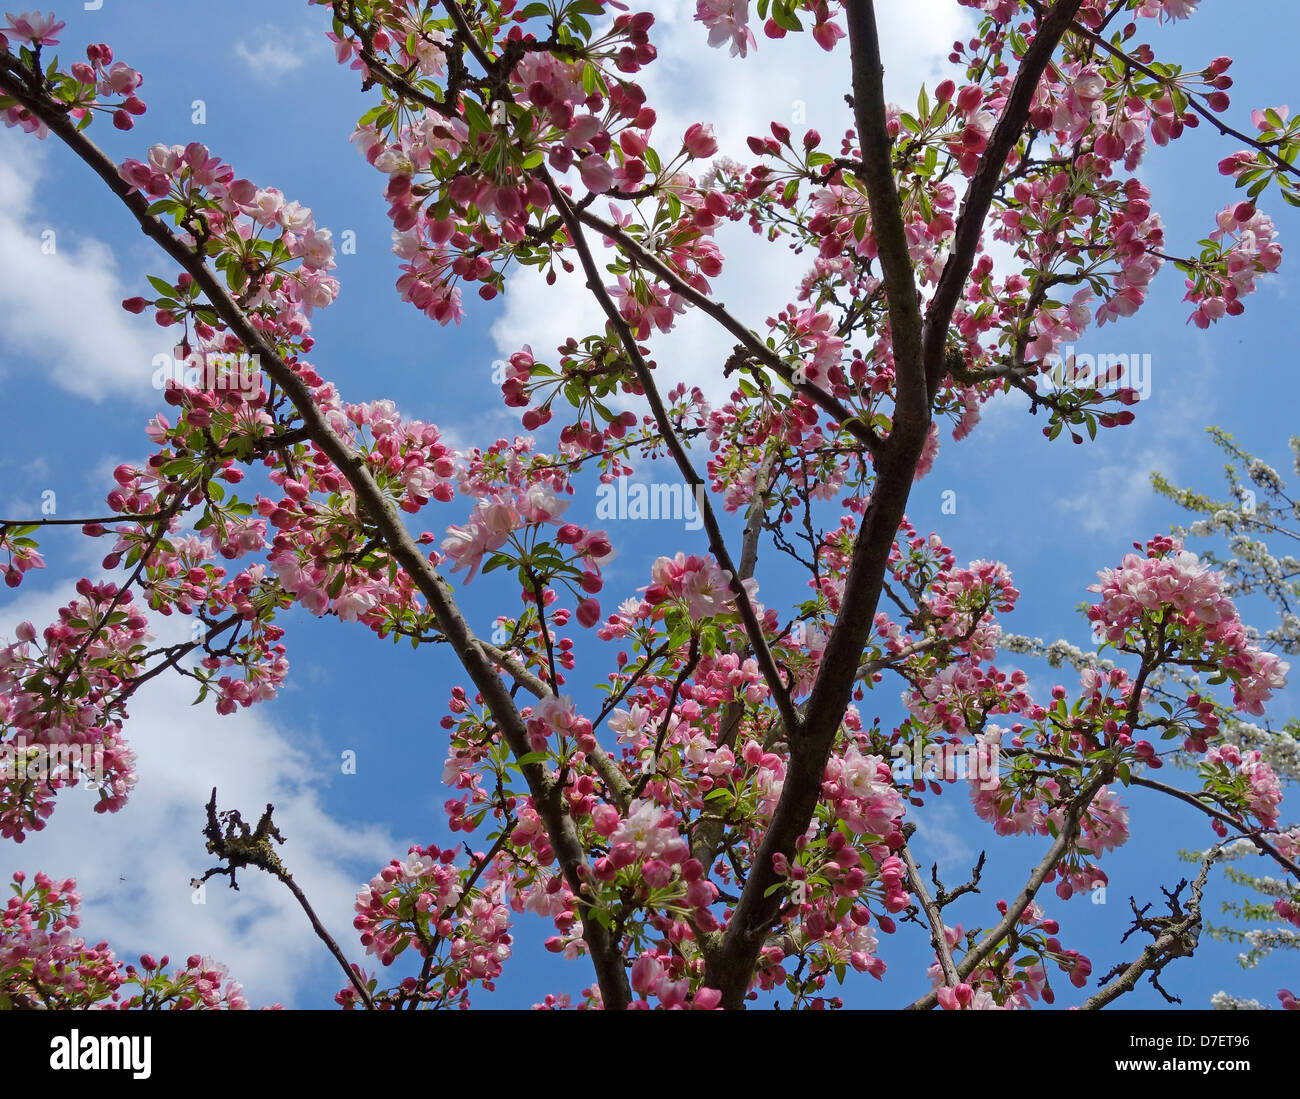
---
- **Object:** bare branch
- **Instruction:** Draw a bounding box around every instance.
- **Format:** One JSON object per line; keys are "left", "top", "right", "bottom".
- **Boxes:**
{"left": 1081, "top": 847, "right": 1220, "bottom": 1009}
{"left": 900, "top": 832, "right": 960, "bottom": 988}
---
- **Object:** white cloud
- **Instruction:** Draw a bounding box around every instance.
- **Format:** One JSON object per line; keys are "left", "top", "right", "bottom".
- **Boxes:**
{"left": 1057, "top": 443, "right": 1180, "bottom": 537}
{"left": 911, "top": 798, "right": 978, "bottom": 876}
{"left": 0, "top": 129, "right": 171, "bottom": 404}
{"left": 0, "top": 582, "right": 399, "bottom": 1007}
{"left": 234, "top": 28, "right": 325, "bottom": 82}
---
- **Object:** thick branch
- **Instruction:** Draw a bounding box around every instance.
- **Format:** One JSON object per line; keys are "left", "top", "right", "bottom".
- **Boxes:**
{"left": 702, "top": 2, "right": 935, "bottom": 1007}
{"left": 847, "top": 0, "right": 926, "bottom": 429}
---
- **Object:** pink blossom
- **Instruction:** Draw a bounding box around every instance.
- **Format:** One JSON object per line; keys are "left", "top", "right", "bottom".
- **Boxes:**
{"left": 683, "top": 122, "right": 719, "bottom": 159}
{"left": 695, "top": 0, "right": 756, "bottom": 57}
{"left": 4, "top": 10, "right": 64, "bottom": 45}
{"left": 579, "top": 154, "right": 614, "bottom": 194}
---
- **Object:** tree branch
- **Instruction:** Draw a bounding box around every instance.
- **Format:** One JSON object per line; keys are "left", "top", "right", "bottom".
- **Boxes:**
{"left": 900, "top": 834, "right": 960, "bottom": 988}
{"left": 568, "top": 207, "right": 883, "bottom": 457}
{"left": 1081, "top": 846, "right": 1219, "bottom": 1010}
{"left": 701, "top": 1, "right": 937, "bottom": 1007}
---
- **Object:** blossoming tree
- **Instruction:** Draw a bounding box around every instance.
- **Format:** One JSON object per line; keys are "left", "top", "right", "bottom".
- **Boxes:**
{"left": 1, "top": 0, "right": 1298, "bottom": 1010}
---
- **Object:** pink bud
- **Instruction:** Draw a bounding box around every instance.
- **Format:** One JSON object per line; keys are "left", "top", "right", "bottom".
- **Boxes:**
{"left": 956, "top": 84, "right": 983, "bottom": 113}
{"left": 591, "top": 804, "right": 620, "bottom": 837}
{"left": 683, "top": 122, "right": 719, "bottom": 159}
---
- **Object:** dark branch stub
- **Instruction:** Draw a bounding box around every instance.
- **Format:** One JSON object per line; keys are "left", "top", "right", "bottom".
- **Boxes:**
{"left": 191, "top": 787, "right": 287, "bottom": 893}
{"left": 192, "top": 788, "right": 375, "bottom": 1009}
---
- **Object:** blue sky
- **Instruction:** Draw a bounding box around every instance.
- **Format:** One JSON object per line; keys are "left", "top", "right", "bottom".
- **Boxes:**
{"left": 0, "top": 0, "right": 1297, "bottom": 1009}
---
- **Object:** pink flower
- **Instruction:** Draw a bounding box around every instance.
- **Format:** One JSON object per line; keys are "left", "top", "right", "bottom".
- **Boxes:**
{"left": 630, "top": 953, "right": 663, "bottom": 995}
{"left": 695, "top": 0, "right": 756, "bottom": 58}
{"left": 913, "top": 422, "right": 940, "bottom": 481}
{"left": 521, "top": 482, "right": 569, "bottom": 523}
{"left": 297, "top": 227, "right": 336, "bottom": 270}
{"left": 1251, "top": 105, "right": 1289, "bottom": 132}
{"left": 1139, "top": 0, "right": 1200, "bottom": 20}
{"left": 4, "top": 10, "right": 65, "bottom": 45}
{"left": 936, "top": 983, "right": 976, "bottom": 1010}
{"left": 608, "top": 704, "right": 650, "bottom": 747}
{"left": 811, "top": 18, "right": 845, "bottom": 52}
{"left": 578, "top": 154, "right": 613, "bottom": 194}
{"left": 683, "top": 122, "right": 719, "bottom": 159}
{"left": 693, "top": 987, "right": 723, "bottom": 1010}
{"left": 590, "top": 804, "right": 621, "bottom": 838}
{"left": 103, "top": 61, "right": 143, "bottom": 95}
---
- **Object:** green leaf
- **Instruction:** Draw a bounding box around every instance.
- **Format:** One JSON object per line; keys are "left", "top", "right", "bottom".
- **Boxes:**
{"left": 462, "top": 98, "right": 491, "bottom": 134}
{"left": 771, "top": 2, "right": 803, "bottom": 31}
{"left": 515, "top": 751, "right": 550, "bottom": 766}
{"left": 482, "top": 552, "right": 513, "bottom": 575}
